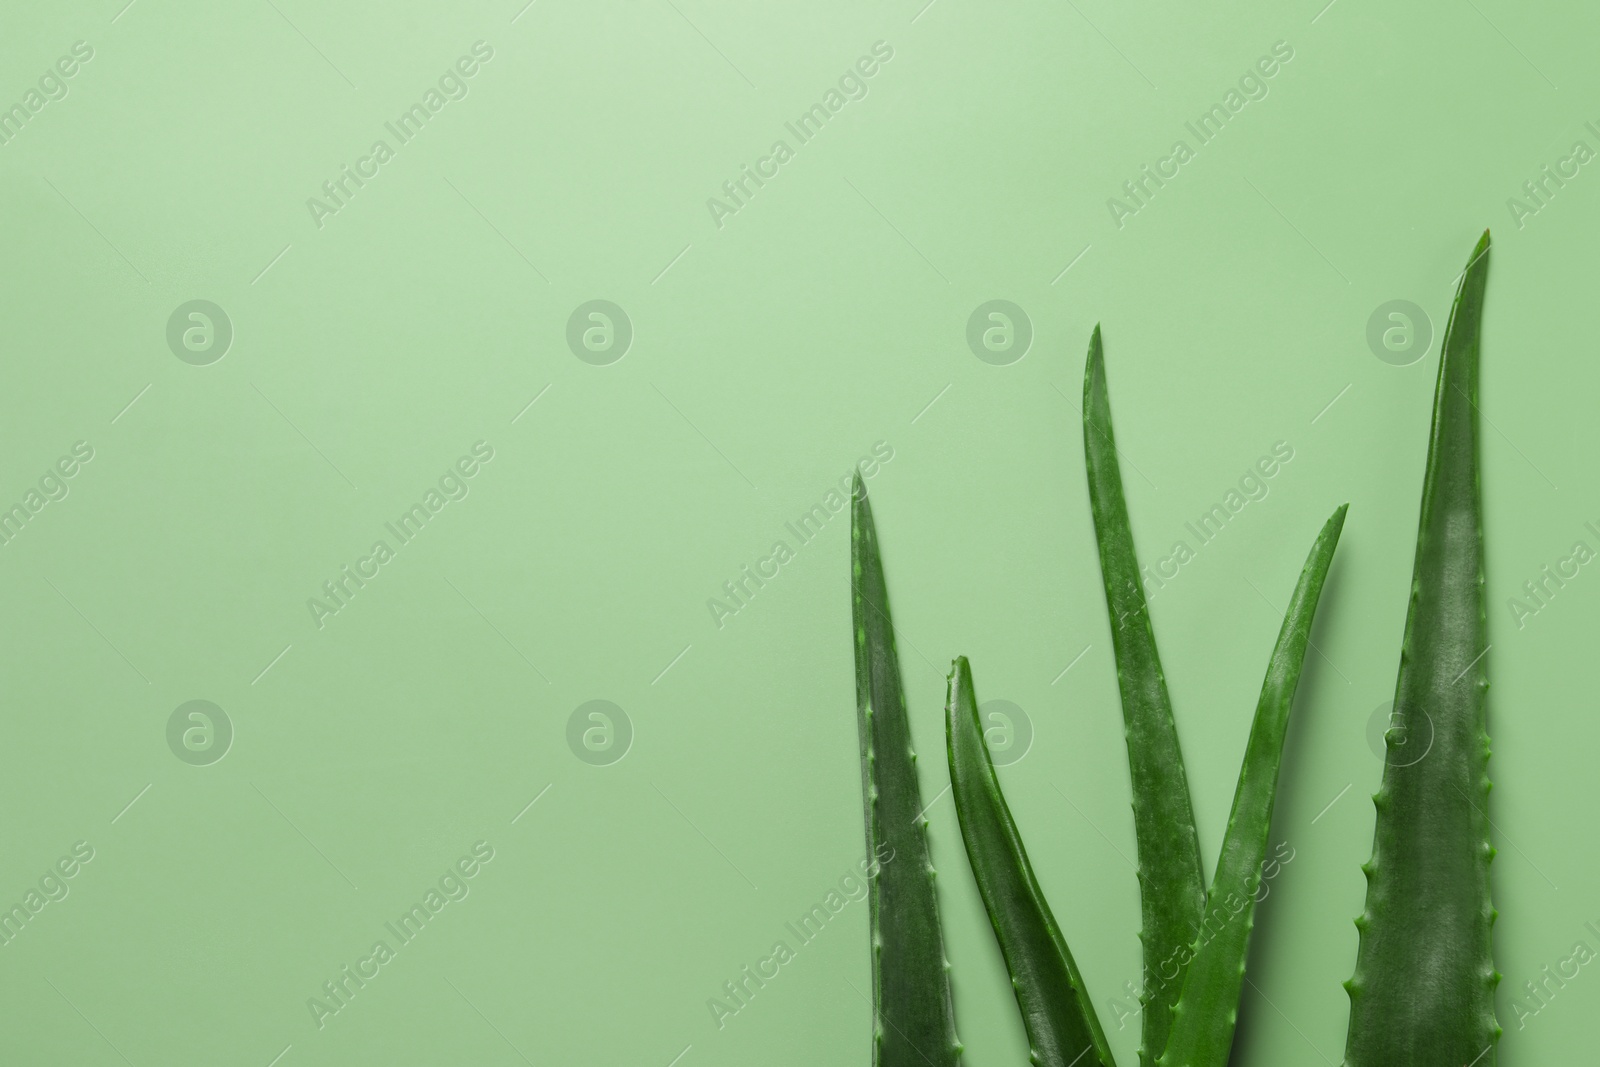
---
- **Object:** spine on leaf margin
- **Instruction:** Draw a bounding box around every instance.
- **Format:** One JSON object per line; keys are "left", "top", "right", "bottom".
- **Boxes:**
{"left": 1158, "top": 505, "right": 1347, "bottom": 1067}
{"left": 1344, "top": 230, "right": 1499, "bottom": 1067}
{"left": 1083, "top": 324, "right": 1207, "bottom": 1067}
{"left": 851, "top": 473, "right": 963, "bottom": 1067}
{"left": 946, "top": 655, "right": 1118, "bottom": 1067}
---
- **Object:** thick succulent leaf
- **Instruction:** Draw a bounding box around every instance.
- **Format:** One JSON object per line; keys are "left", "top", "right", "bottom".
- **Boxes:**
{"left": 1344, "top": 230, "right": 1499, "bottom": 1067}
{"left": 1082, "top": 325, "right": 1206, "bottom": 1067}
{"left": 1157, "top": 505, "right": 1348, "bottom": 1067}
{"left": 946, "top": 655, "right": 1117, "bottom": 1067}
{"left": 851, "top": 473, "right": 963, "bottom": 1067}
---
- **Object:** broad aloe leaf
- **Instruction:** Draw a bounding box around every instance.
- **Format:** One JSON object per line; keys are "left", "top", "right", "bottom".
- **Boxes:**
{"left": 850, "top": 473, "right": 963, "bottom": 1067}
{"left": 1082, "top": 325, "right": 1206, "bottom": 1067}
{"left": 1157, "top": 505, "right": 1348, "bottom": 1067}
{"left": 1345, "top": 231, "right": 1499, "bottom": 1067}
{"left": 946, "top": 655, "right": 1117, "bottom": 1067}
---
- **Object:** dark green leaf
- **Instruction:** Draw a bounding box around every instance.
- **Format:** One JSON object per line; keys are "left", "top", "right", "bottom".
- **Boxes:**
{"left": 946, "top": 654, "right": 1118, "bottom": 1067}
{"left": 1158, "top": 506, "right": 1347, "bottom": 1067}
{"left": 851, "top": 473, "right": 964, "bottom": 1067}
{"left": 1344, "top": 230, "right": 1499, "bottom": 1067}
{"left": 1082, "top": 325, "right": 1207, "bottom": 1067}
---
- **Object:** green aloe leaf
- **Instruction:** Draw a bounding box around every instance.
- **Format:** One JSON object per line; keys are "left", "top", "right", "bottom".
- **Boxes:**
{"left": 946, "top": 654, "right": 1118, "bottom": 1067}
{"left": 1082, "top": 325, "right": 1207, "bottom": 1067}
{"left": 1157, "top": 505, "right": 1348, "bottom": 1067}
{"left": 850, "top": 473, "right": 964, "bottom": 1067}
{"left": 1344, "top": 230, "right": 1499, "bottom": 1067}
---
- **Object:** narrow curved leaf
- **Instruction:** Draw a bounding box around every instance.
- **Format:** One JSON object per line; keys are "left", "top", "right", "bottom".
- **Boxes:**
{"left": 946, "top": 654, "right": 1117, "bottom": 1067}
{"left": 1157, "top": 505, "right": 1348, "bottom": 1067}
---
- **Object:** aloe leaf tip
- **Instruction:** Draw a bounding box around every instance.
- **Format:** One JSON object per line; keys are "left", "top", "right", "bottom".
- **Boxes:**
{"left": 945, "top": 653, "right": 1116, "bottom": 1067}
{"left": 849, "top": 474, "right": 963, "bottom": 1067}
{"left": 1343, "top": 229, "right": 1496, "bottom": 1067}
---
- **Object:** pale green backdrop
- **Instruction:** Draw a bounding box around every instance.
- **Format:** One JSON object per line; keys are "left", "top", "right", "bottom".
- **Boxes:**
{"left": 0, "top": 0, "right": 1594, "bottom": 1064}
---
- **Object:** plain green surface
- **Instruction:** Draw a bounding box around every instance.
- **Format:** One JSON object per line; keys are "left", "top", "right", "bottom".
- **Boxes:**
{"left": 0, "top": 1, "right": 1595, "bottom": 1064}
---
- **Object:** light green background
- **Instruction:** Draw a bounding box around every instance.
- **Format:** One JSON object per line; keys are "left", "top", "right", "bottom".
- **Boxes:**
{"left": 0, "top": 0, "right": 1595, "bottom": 1063}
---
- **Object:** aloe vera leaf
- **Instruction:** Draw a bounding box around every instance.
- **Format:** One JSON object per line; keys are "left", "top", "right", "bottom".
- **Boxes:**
{"left": 1344, "top": 230, "right": 1499, "bottom": 1067}
{"left": 1082, "top": 325, "right": 1206, "bottom": 1067}
{"left": 851, "top": 473, "right": 964, "bottom": 1067}
{"left": 1156, "top": 505, "right": 1349, "bottom": 1067}
{"left": 945, "top": 655, "right": 1118, "bottom": 1067}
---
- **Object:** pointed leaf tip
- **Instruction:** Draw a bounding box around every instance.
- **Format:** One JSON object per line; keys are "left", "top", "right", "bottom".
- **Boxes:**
{"left": 852, "top": 474, "right": 873, "bottom": 528}
{"left": 1343, "top": 223, "right": 1498, "bottom": 1067}
{"left": 1079, "top": 318, "right": 1203, "bottom": 1067}
{"left": 850, "top": 482, "right": 962, "bottom": 1067}
{"left": 946, "top": 656, "right": 1117, "bottom": 1067}
{"left": 1083, "top": 327, "right": 1107, "bottom": 415}
{"left": 1156, "top": 507, "right": 1346, "bottom": 1067}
